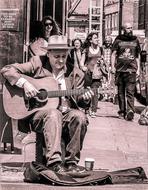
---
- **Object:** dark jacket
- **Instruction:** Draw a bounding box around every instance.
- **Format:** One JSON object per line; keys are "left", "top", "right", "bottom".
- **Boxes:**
{"left": 67, "top": 48, "right": 83, "bottom": 69}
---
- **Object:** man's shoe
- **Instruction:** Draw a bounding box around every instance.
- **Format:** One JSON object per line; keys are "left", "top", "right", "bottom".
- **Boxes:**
{"left": 48, "top": 162, "right": 66, "bottom": 174}
{"left": 126, "top": 110, "right": 134, "bottom": 121}
{"left": 65, "top": 163, "right": 89, "bottom": 177}
{"left": 90, "top": 111, "right": 96, "bottom": 118}
{"left": 65, "top": 163, "right": 85, "bottom": 173}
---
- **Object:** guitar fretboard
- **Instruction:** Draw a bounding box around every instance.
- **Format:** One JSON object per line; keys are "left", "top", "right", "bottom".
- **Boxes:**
{"left": 47, "top": 88, "right": 88, "bottom": 98}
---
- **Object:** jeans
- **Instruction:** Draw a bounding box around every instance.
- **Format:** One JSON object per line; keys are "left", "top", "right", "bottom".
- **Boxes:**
{"left": 91, "top": 79, "right": 102, "bottom": 112}
{"left": 30, "top": 108, "right": 88, "bottom": 166}
{"left": 84, "top": 71, "right": 102, "bottom": 113}
{"left": 116, "top": 72, "right": 136, "bottom": 116}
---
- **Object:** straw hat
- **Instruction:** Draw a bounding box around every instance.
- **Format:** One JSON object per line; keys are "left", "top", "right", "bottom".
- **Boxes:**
{"left": 43, "top": 35, "right": 73, "bottom": 50}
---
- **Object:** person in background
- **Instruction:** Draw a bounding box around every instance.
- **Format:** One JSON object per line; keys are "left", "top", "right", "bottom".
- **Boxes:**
{"left": 111, "top": 23, "right": 141, "bottom": 121}
{"left": 1, "top": 35, "right": 94, "bottom": 174}
{"left": 102, "top": 36, "right": 113, "bottom": 84}
{"left": 101, "top": 36, "right": 115, "bottom": 102}
{"left": 67, "top": 38, "right": 83, "bottom": 70}
{"left": 80, "top": 32, "right": 107, "bottom": 118}
{"left": 29, "top": 16, "right": 61, "bottom": 57}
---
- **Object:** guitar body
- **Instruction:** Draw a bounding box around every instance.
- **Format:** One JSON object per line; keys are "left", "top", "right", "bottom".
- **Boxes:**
{"left": 3, "top": 76, "right": 60, "bottom": 120}
{"left": 3, "top": 75, "right": 115, "bottom": 120}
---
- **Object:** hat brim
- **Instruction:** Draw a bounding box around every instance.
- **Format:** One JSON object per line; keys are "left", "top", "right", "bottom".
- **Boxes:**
{"left": 42, "top": 46, "right": 74, "bottom": 50}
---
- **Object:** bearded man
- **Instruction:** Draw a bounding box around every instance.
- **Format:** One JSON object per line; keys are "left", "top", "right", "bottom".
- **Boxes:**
{"left": 111, "top": 23, "right": 141, "bottom": 121}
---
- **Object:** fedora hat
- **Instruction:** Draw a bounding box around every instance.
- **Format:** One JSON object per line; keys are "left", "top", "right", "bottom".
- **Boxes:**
{"left": 43, "top": 35, "right": 73, "bottom": 50}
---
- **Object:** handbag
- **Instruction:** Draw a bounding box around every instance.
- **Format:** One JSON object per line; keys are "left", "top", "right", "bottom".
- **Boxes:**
{"left": 92, "top": 63, "right": 103, "bottom": 80}
{"left": 92, "top": 58, "right": 108, "bottom": 80}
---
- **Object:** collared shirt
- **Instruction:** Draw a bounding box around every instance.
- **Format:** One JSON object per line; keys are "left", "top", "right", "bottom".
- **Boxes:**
{"left": 102, "top": 46, "right": 112, "bottom": 67}
{"left": 53, "top": 69, "right": 70, "bottom": 113}
{"left": 53, "top": 69, "right": 66, "bottom": 90}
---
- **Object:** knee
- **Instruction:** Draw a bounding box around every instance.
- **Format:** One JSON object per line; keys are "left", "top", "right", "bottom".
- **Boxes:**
{"left": 72, "top": 110, "right": 88, "bottom": 125}
{"left": 66, "top": 110, "right": 88, "bottom": 137}
{"left": 40, "top": 109, "right": 62, "bottom": 120}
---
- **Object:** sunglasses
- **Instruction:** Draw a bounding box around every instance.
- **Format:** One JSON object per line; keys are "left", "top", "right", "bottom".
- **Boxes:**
{"left": 44, "top": 22, "right": 53, "bottom": 26}
{"left": 126, "top": 27, "right": 132, "bottom": 29}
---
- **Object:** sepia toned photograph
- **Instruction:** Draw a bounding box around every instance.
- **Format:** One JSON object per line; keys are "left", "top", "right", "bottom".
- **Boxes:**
{"left": 0, "top": 0, "right": 148, "bottom": 189}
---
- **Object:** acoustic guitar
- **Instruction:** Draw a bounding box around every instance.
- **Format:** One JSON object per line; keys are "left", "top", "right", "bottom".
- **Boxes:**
{"left": 3, "top": 75, "right": 114, "bottom": 120}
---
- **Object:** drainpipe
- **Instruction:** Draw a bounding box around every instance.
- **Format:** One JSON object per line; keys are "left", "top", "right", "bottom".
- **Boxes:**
{"left": 119, "top": 0, "right": 123, "bottom": 35}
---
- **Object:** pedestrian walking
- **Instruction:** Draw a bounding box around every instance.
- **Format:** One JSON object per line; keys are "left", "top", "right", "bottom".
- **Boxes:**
{"left": 80, "top": 32, "right": 107, "bottom": 118}
{"left": 102, "top": 36, "right": 113, "bottom": 84}
{"left": 66, "top": 38, "right": 83, "bottom": 70}
{"left": 101, "top": 36, "right": 114, "bottom": 101}
{"left": 111, "top": 23, "right": 141, "bottom": 121}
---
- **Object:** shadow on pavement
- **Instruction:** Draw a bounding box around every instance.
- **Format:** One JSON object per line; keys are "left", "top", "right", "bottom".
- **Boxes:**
{"left": 95, "top": 114, "right": 119, "bottom": 119}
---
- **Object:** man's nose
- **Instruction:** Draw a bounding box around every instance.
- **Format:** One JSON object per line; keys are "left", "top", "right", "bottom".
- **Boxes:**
{"left": 59, "top": 57, "right": 64, "bottom": 63}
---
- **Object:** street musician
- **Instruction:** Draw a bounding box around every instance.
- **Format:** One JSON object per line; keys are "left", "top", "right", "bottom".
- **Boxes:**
{"left": 1, "top": 35, "right": 94, "bottom": 174}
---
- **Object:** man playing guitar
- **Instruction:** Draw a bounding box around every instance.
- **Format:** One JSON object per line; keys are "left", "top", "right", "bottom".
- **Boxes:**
{"left": 1, "top": 35, "right": 94, "bottom": 174}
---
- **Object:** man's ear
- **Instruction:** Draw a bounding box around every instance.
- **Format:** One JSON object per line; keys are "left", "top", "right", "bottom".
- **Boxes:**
{"left": 47, "top": 51, "right": 50, "bottom": 57}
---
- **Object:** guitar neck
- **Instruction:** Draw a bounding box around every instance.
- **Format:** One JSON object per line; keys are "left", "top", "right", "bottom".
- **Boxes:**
{"left": 47, "top": 87, "right": 113, "bottom": 98}
{"left": 47, "top": 88, "right": 87, "bottom": 98}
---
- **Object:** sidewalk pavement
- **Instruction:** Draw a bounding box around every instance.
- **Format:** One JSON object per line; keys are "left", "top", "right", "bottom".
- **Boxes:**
{"left": 80, "top": 101, "right": 148, "bottom": 172}
{"left": 1, "top": 100, "right": 148, "bottom": 189}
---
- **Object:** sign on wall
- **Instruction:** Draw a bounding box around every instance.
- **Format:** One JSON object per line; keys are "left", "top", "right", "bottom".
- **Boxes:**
{"left": 0, "top": 9, "right": 20, "bottom": 31}
{"left": 74, "top": 32, "right": 87, "bottom": 42}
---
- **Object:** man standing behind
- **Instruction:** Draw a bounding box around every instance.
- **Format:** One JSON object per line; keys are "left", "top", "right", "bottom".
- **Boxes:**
{"left": 111, "top": 23, "right": 141, "bottom": 121}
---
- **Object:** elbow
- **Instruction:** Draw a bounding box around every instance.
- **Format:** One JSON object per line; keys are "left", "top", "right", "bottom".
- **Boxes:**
{"left": 1, "top": 65, "right": 20, "bottom": 85}
{"left": 1, "top": 65, "right": 13, "bottom": 77}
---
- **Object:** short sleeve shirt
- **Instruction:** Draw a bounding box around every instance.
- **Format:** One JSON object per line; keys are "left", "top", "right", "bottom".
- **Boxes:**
{"left": 83, "top": 46, "right": 102, "bottom": 72}
{"left": 112, "top": 35, "right": 141, "bottom": 72}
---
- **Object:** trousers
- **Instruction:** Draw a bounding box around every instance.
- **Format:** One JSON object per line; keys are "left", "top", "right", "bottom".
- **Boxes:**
{"left": 84, "top": 71, "right": 102, "bottom": 113}
{"left": 30, "top": 108, "right": 88, "bottom": 166}
{"left": 116, "top": 72, "right": 136, "bottom": 115}
{"left": 91, "top": 79, "right": 102, "bottom": 112}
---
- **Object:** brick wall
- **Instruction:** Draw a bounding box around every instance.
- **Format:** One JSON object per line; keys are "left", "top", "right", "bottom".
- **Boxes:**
{"left": 122, "top": 1, "right": 139, "bottom": 29}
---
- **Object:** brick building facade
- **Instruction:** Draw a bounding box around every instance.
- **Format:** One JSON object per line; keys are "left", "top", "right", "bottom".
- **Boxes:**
{"left": 104, "top": 0, "right": 139, "bottom": 37}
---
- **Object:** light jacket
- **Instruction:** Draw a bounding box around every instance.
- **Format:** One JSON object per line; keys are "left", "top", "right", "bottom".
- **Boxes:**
{"left": 1, "top": 55, "right": 90, "bottom": 132}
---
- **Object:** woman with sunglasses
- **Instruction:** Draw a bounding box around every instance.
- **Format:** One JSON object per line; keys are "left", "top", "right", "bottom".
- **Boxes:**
{"left": 29, "top": 16, "right": 61, "bottom": 57}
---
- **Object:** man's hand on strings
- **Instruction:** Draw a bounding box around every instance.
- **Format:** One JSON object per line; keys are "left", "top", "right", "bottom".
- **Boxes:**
{"left": 82, "top": 87, "right": 94, "bottom": 101}
{"left": 23, "top": 81, "right": 39, "bottom": 98}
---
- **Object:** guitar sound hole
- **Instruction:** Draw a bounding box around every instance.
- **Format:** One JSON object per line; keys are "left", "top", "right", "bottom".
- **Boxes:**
{"left": 37, "top": 89, "right": 48, "bottom": 101}
{"left": 27, "top": 89, "right": 48, "bottom": 111}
